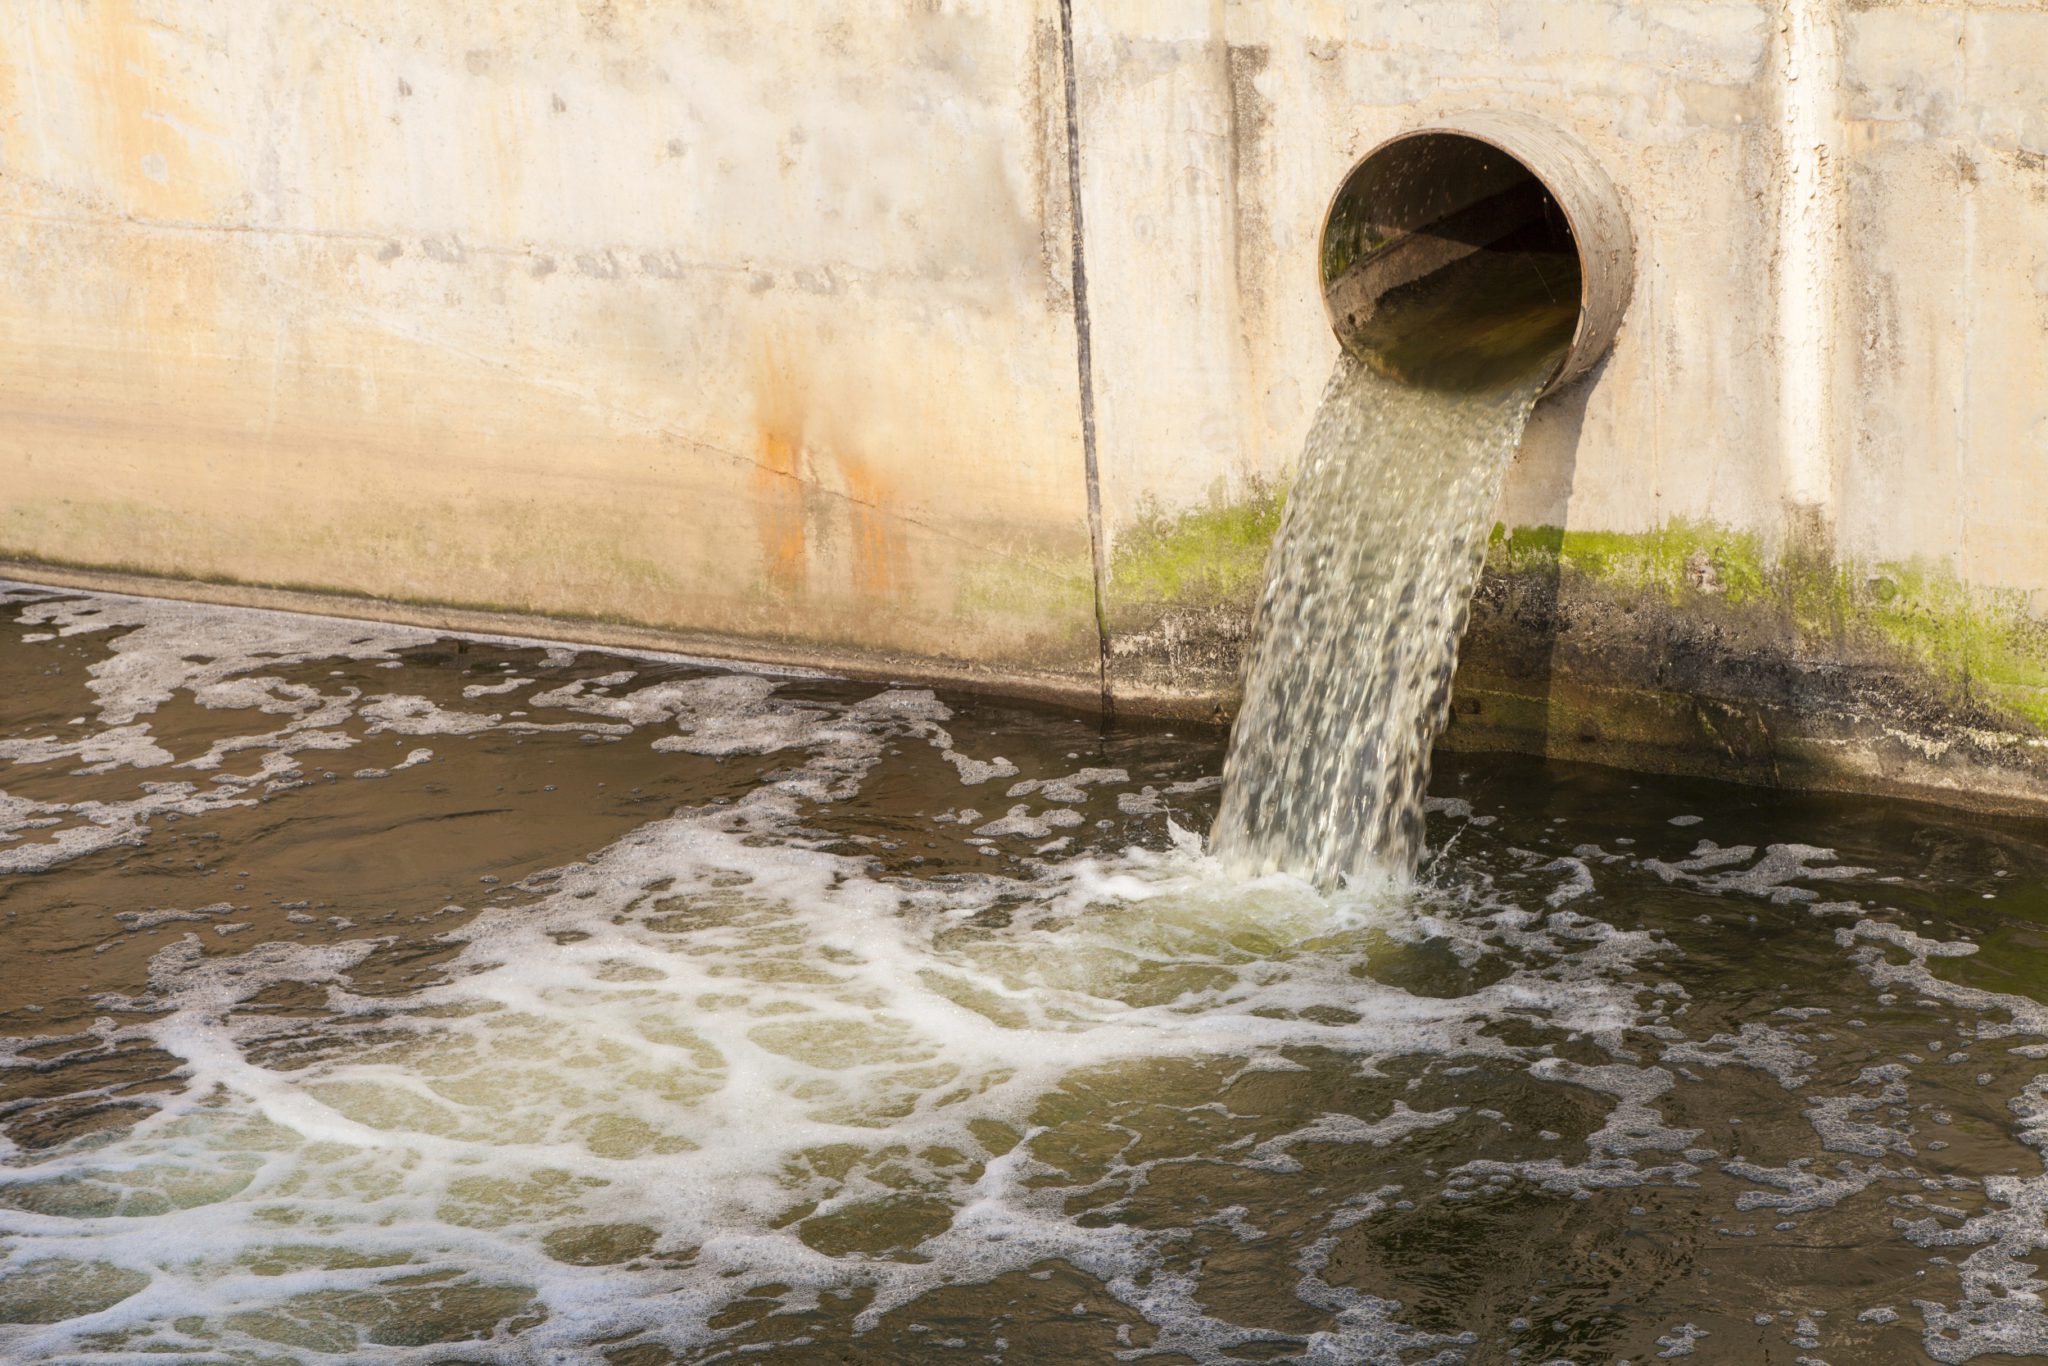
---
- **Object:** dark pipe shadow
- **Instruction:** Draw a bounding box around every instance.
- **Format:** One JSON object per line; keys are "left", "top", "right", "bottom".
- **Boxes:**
{"left": 1449, "top": 347, "right": 1604, "bottom": 766}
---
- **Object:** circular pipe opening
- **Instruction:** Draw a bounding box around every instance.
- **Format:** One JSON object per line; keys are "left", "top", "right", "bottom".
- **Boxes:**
{"left": 1319, "top": 113, "right": 1634, "bottom": 396}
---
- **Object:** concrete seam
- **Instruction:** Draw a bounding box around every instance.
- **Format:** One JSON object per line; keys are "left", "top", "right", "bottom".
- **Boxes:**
{"left": 1057, "top": 0, "right": 1114, "bottom": 720}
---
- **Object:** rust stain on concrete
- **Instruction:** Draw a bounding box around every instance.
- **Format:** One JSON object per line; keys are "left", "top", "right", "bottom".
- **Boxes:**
{"left": 837, "top": 453, "right": 907, "bottom": 600}
{"left": 751, "top": 345, "right": 811, "bottom": 599}
{"left": 752, "top": 426, "right": 809, "bottom": 597}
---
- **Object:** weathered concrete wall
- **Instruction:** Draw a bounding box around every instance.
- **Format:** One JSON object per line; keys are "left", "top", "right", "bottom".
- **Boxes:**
{"left": 4, "top": 1, "right": 2047, "bottom": 810}
{"left": 1083, "top": 0, "right": 1783, "bottom": 700}
{"left": 0, "top": 0, "right": 1101, "bottom": 689}
{"left": 1070, "top": 0, "right": 2048, "bottom": 812}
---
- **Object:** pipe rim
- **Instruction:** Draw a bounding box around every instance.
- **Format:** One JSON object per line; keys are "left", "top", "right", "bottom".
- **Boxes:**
{"left": 1317, "top": 113, "right": 1634, "bottom": 396}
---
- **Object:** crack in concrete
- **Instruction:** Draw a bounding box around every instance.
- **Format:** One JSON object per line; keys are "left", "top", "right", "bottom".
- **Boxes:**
{"left": 1057, "top": 0, "right": 1114, "bottom": 720}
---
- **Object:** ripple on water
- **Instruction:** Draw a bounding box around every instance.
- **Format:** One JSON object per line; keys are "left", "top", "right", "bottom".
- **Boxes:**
{"left": 3, "top": 583, "right": 2048, "bottom": 1362}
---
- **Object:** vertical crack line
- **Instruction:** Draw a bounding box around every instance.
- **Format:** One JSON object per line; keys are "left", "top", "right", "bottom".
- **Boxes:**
{"left": 1057, "top": 0, "right": 1114, "bottom": 722}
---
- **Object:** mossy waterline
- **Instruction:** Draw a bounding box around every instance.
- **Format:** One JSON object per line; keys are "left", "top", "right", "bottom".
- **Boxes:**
{"left": 1484, "top": 521, "right": 2048, "bottom": 733}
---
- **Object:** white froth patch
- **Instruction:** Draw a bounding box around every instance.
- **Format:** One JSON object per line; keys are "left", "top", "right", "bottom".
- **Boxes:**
{"left": 115, "top": 902, "right": 239, "bottom": 932}
{"left": 9, "top": 590, "right": 433, "bottom": 727}
{"left": 1, "top": 583, "right": 940, "bottom": 880}
{"left": 1647, "top": 841, "right": 1876, "bottom": 905}
{"left": 1662, "top": 1022, "right": 1817, "bottom": 1091}
{"left": 358, "top": 695, "right": 500, "bottom": 736}
{"left": 0, "top": 728, "right": 1659, "bottom": 1358}
{"left": 1247, "top": 1104, "right": 1465, "bottom": 1173}
{"left": 461, "top": 676, "right": 533, "bottom": 699}
{"left": 0, "top": 724, "right": 175, "bottom": 775}
{"left": 0, "top": 782, "right": 260, "bottom": 876}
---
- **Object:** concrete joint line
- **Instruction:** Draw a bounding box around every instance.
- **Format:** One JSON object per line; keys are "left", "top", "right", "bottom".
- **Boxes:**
{"left": 1058, "top": 0, "right": 1114, "bottom": 720}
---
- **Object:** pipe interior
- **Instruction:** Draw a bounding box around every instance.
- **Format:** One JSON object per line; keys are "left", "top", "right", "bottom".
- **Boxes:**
{"left": 1322, "top": 133, "right": 1583, "bottom": 393}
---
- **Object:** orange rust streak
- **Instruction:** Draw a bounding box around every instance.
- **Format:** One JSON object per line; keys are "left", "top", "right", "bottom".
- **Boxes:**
{"left": 752, "top": 429, "right": 806, "bottom": 596}
{"left": 838, "top": 454, "right": 906, "bottom": 599}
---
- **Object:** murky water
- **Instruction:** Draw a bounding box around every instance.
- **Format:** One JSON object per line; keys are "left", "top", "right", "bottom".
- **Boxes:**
{"left": 7, "top": 582, "right": 2048, "bottom": 1364}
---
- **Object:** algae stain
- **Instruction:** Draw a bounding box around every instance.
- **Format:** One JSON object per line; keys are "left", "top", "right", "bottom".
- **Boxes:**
{"left": 1486, "top": 519, "right": 2048, "bottom": 733}
{"left": 1862, "top": 565, "right": 2048, "bottom": 730}
{"left": 1106, "top": 482, "right": 1287, "bottom": 610}
{"left": 1485, "top": 518, "right": 1770, "bottom": 607}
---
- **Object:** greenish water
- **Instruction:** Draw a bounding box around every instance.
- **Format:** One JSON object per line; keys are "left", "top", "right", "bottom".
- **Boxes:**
{"left": 4, "top": 582, "right": 2048, "bottom": 1364}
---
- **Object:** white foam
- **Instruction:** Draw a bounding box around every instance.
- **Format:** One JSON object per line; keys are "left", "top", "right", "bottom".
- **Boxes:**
{"left": 0, "top": 783, "right": 258, "bottom": 876}
{"left": 1646, "top": 843, "right": 1876, "bottom": 906}
{"left": 0, "top": 745, "right": 1667, "bottom": 1358}
{"left": 461, "top": 676, "right": 534, "bottom": 699}
{"left": 8, "top": 590, "right": 432, "bottom": 727}
{"left": 0, "top": 724, "right": 175, "bottom": 775}
{"left": 358, "top": 695, "right": 500, "bottom": 736}
{"left": 1247, "top": 1104, "right": 1465, "bottom": 1174}
{"left": 1662, "top": 1023, "right": 1817, "bottom": 1091}
{"left": 115, "top": 902, "right": 238, "bottom": 932}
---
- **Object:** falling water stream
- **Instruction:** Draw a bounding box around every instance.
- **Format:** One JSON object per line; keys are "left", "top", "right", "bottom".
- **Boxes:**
{"left": 1213, "top": 234, "right": 1578, "bottom": 889}
{"left": 1208, "top": 348, "right": 1554, "bottom": 888}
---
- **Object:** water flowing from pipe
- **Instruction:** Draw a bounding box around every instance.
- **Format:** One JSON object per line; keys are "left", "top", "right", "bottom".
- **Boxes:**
{"left": 1211, "top": 332, "right": 1564, "bottom": 889}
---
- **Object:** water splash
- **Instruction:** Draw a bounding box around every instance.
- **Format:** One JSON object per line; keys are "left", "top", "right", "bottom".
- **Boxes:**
{"left": 1211, "top": 349, "right": 1557, "bottom": 888}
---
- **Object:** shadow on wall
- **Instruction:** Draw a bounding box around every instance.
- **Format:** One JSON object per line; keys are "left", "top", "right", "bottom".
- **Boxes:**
{"left": 1449, "top": 351, "right": 1601, "bottom": 757}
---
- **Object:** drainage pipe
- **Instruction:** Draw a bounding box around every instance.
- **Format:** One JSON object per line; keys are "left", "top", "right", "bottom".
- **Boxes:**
{"left": 1318, "top": 112, "right": 1634, "bottom": 395}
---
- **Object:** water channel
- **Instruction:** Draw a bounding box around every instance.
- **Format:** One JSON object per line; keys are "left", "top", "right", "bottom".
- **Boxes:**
{"left": 4, "top": 584, "right": 2048, "bottom": 1363}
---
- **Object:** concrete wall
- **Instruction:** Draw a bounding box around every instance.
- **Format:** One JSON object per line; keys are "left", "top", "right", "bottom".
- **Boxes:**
{"left": 0, "top": 0, "right": 1102, "bottom": 687}
{"left": 4, "top": 1, "right": 2048, "bottom": 809}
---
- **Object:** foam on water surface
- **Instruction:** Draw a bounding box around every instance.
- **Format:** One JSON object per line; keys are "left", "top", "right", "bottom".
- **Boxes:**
{"left": 4, "top": 584, "right": 2048, "bottom": 1362}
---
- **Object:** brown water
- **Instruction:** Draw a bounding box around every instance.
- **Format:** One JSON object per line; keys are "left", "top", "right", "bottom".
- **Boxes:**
{"left": 6, "top": 581, "right": 2048, "bottom": 1364}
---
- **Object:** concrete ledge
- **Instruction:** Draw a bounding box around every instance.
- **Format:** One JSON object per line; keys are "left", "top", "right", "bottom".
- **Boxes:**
{"left": 0, "top": 559, "right": 1111, "bottom": 718}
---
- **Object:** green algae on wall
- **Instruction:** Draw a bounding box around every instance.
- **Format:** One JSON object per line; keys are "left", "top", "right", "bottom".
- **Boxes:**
{"left": 1858, "top": 565, "right": 2048, "bottom": 731}
{"left": 1485, "top": 519, "right": 1771, "bottom": 608}
{"left": 1483, "top": 520, "right": 2048, "bottom": 733}
{"left": 1106, "top": 483, "right": 1286, "bottom": 612}
{"left": 1098, "top": 501, "right": 2048, "bottom": 740}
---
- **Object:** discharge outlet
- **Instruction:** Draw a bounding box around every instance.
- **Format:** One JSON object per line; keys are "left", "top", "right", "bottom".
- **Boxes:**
{"left": 1320, "top": 112, "right": 1634, "bottom": 394}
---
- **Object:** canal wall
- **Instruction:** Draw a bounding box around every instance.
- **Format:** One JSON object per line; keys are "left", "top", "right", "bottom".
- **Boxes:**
{"left": 3, "top": 1, "right": 2047, "bottom": 813}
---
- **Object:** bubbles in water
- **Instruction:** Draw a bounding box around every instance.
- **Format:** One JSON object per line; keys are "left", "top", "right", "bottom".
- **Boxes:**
{"left": 6, "top": 582, "right": 2048, "bottom": 1363}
